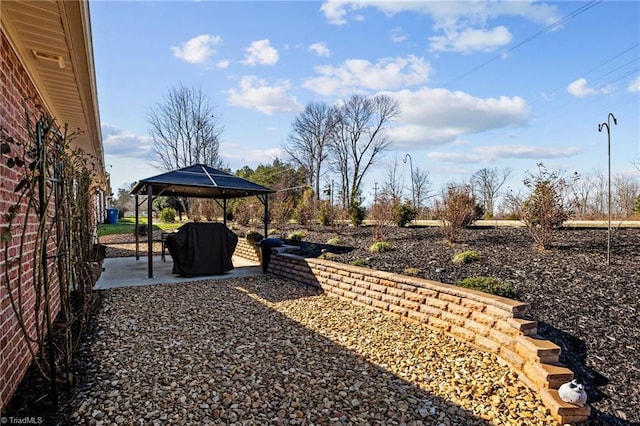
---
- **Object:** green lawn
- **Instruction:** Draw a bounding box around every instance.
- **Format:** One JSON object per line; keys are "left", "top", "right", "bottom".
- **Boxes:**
{"left": 97, "top": 217, "right": 183, "bottom": 237}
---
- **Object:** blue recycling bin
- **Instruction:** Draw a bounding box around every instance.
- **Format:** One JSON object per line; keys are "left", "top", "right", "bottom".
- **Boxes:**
{"left": 106, "top": 208, "right": 119, "bottom": 224}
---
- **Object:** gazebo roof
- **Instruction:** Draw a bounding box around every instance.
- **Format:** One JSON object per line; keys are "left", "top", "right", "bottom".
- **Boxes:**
{"left": 130, "top": 164, "right": 274, "bottom": 199}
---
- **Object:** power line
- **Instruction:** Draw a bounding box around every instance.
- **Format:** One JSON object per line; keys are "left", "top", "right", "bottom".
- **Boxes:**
{"left": 445, "top": 0, "right": 604, "bottom": 86}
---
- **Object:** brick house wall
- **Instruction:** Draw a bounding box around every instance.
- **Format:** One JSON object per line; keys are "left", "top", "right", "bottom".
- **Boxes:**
{"left": 0, "top": 31, "right": 63, "bottom": 410}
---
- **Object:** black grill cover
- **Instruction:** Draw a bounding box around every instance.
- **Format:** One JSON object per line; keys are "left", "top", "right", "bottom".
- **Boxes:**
{"left": 165, "top": 223, "right": 238, "bottom": 277}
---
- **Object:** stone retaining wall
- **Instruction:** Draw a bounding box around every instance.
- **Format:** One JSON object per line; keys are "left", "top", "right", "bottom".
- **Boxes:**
{"left": 262, "top": 251, "right": 590, "bottom": 425}
{"left": 235, "top": 238, "right": 261, "bottom": 264}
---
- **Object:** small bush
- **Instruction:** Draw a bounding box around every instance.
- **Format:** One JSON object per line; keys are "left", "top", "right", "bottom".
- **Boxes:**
{"left": 327, "top": 236, "right": 342, "bottom": 245}
{"left": 268, "top": 228, "right": 279, "bottom": 236}
{"left": 319, "top": 252, "right": 340, "bottom": 261}
{"left": 392, "top": 201, "right": 417, "bottom": 227}
{"left": 520, "top": 164, "right": 577, "bottom": 249}
{"left": 434, "top": 184, "right": 483, "bottom": 243}
{"left": 456, "top": 276, "right": 516, "bottom": 298}
{"left": 350, "top": 258, "right": 370, "bottom": 267}
{"left": 160, "top": 207, "right": 176, "bottom": 223}
{"left": 369, "top": 241, "right": 392, "bottom": 253}
{"left": 348, "top": 202, "right": 366, "bottom": 227}
{"left": 287, "top": 231, "right": 305, "bottom": 242}
{"left": 136, "top": 224, "right": 148, "bottom": 236}
{"left": 403, "top": 267, "right": 421, "bottom": 276}
{"left": 245, "top": 231, "right": 264, "bottom": 244}
{"left": 452, "top": 250, "right": 481, "bottom": 265}
{"left": 317, "top": 200, "right": 336, "bottom": 226}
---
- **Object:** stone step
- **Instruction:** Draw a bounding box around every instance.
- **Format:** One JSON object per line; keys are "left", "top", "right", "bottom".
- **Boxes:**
{"left": 515, "top": 335, "right": 561, "bottom": 364}
{"left": 539, "top": 388, "right": 590, "bottom": 424}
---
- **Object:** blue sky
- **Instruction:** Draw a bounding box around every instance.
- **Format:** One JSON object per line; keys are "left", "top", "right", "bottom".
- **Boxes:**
{"left": 92, "top": 0, "right": 639, "bottom": 204}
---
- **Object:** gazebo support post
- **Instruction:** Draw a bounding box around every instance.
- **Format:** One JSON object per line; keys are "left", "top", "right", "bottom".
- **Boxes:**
{"left": 223, "top": 198, "right": 227, "bottom": 227}
{"left": 254, "top": 194, "right": 269, "bottom": 236}
{"left": 135, "top": 194, "right": 139, "bottom": 260}
{"left": 147, "top": 183, "right": 153, "bottom": 278}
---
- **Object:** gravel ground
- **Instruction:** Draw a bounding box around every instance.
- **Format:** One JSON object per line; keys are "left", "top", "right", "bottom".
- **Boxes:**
{"left": 6, "top": 225, "right": 636, "bottom": 425}
{"left": 65, "top": 276, "right": 557, "bottom": 425}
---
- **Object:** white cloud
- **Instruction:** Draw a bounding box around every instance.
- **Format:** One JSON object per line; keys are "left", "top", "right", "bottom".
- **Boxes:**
{"left": 102, "top": 123, "right": 153, "bottom": 158}
{"left": 242, "top": 39, "right": 279, "bottom": 66}
{"left": 428, "top": 144, "right": 580, "bottom": 164}
{"left": 220, "top": 142, "right": 284, "bottom": 168}
{"left": 216, "top": 59, "right": 230, "bottom": 69}
{"left": 170, "top": 34, "right": 222, "bottom": 64}
{"left": 567, "top": 78, "right": 595, "bottom": 97}
{"left": 384, "top": 87, "right": 530, "bottom": 148}
{"left": 309, "top": 42, "right": 331, "bottom": 57}
{"left": 320, "top": 1, "right": 559, "bottom": 53}
{"left": 390, "top": 27, "right": 407, "bottom": 43}
{"left": 320, "top": 1, "right": 351, "bottom": 25}
{"left": 225, "top": 76, "right": 302, "bottom": 115}
{"left": 429, "top": 26, "right": 512, "bottom": 53}
{"left": 567, "top": 78, "right": 613, "bottom": 97}
{"left": 627, "top": 76, "right": 640, "bottom": 93}
{"left": 303, "top": 55, "right": 431, "bottom": 96}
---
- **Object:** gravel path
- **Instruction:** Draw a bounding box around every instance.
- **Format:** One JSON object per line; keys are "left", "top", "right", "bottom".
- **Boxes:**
{"left": 68, "top": 276, "right": 556, "bottom": 425}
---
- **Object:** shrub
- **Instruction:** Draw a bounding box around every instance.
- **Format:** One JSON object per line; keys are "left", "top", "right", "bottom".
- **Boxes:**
{"left": 245, "top": 231, "right": 263, "bottom": 244}
{"left": 327, "top": 236, "right": 342, "bottom": 245}
{"left": 521, "top": 164, "right": 575, "bottom": 249}
{"left": 160, "top": 207, "right": 176, "bottom": 223}
{"left": 369, "top": 197, "right": 394, "bottom": 241}
{"left": 268, "top": 228, "right": 279, "bottom": 236}
{"left": 317, "top": 200, "right": 336, "bottom": 226}
{"left": 434, "top": 184, "right": 483, "bottom": 243}
{"left": 350, "top": 258, "right": 370, "bottom": 267}
{"left": 295, "top": 189, "right": 315, "bottom": 226}
{"left": 319, "top": 252, "right": 340, "bottom": 261}
{"left": 287, "top": 231, "right": 305, "bottom": 243}
{"left": 136, "top": 223, "right": 148, "bottom": 236}
{"left": 369, "top": 241, "right": 392, "bottom": 253}
{"left": 392, "top": 201, "right": 417, "bottom": 227}
{"left": 452, "top": 250, "right": 481, "bottom": 264}
{"left": 348, "top": 202, "right": 366, "bottom": 227}
{"left": 403, "top": 267, "right": 421, "bottom": 276}
{"left": 456, "top": 276, "right": 516, "bottom": 298}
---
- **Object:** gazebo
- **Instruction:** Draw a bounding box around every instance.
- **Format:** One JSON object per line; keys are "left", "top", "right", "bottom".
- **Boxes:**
{"left": 130, "top": 164, "right": 274, "bottom": 278}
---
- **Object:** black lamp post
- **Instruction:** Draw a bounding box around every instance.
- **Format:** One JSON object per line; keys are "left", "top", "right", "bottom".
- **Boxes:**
{"left": 598, "top": 113, "right": 617, "bottom": 266}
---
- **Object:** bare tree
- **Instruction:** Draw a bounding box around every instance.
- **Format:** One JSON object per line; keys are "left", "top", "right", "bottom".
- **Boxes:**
{"left": 590, "top": 169, "right": 607, "bottom": 218}
{"left": 412, "top": 166, "right": 433, "bottom": 212}
{"left": 471, "top": 167, "right": 512, "bottom": 217}
{"left": 613, "top": 173, "right": 640, "bottom": 217}
{"left": 284, "top": 102, "right": 337, "bottom": 201}
{"left": 570, "top": 170, "right": 600, "bottom": 218}
{"left": 148, "top": 85, "right": 224, "bottom": 171}
{"left": 330, "top": 94, "right": 400, "bottom": 209}
{"left": 380, "top": 155, "right": 404, "bottom": 202}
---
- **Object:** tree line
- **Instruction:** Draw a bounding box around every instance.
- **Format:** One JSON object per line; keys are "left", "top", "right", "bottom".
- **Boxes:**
{"left": 111, "top": 85, "right": 640, "bottom": 226}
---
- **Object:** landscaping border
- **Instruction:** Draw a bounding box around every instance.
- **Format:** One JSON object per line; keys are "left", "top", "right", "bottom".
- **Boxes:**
{"left": 256, "top": 249, "right": 590, "bottom": 425}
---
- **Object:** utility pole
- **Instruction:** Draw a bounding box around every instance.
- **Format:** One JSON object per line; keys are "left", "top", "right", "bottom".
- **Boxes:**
{"left": 373, "top": 182, "right": 378, "bottom": 205}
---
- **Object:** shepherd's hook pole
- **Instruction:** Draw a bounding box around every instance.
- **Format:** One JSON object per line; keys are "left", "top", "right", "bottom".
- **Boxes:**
{"left": 403, "top": 154, "right": 416, "bottom": 219}
{"left": 598, "top": 113, "right": 617, "bottom": 266}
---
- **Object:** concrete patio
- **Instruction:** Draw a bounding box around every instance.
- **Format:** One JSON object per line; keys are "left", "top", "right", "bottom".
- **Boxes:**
{"left": 95, "top": 255, "right": 262, "bottom": 290}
